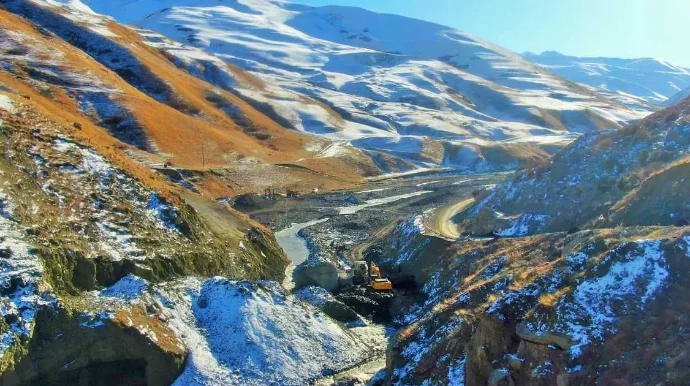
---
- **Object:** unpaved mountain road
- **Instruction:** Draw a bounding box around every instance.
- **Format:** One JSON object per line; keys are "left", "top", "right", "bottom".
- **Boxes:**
{"left": 350, "top": 217, "right": 403, "bottom": 262}
{"left": 430, "top": 197, "right": 475, "bottom": 240}
{"left": 348, "top": 196, "right": 474, "bottom": 262}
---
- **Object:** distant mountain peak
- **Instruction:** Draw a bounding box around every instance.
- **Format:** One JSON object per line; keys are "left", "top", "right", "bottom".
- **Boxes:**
{"left": 525, "top": 51, "right": 690, "bottom": 105}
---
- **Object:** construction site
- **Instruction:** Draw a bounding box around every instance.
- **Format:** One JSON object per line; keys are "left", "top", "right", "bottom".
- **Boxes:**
{"left": 231, "top": 170, "right": 508, "bottom": 324}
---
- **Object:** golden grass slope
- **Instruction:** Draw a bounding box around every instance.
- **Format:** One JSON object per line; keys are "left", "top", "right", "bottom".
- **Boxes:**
{"left": 0, "top": 4, "right": 373, "bottom": 196}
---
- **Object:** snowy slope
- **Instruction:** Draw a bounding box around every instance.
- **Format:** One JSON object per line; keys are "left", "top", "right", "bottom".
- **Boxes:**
{"left": 524, "top": 51, "right": 690, "bottom": 106}
{"left": 154, "top": 278, "right": 381, "bottom": 386}
{"left": 69, "top": 0, "right": 650, "bottom": 170}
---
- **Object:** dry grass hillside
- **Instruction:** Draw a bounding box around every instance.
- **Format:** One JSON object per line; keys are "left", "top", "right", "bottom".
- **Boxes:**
{"left": 0, "top": 2, "right": 359, "bottom": 380}
{"left": 0, "top": 94, "right": 293, "bottom": 383}
{"left": 376, "top": 222, "right": 690, "bottom": 386}
{"left": 1, "top": 1, "right": 376, "bottom": 197}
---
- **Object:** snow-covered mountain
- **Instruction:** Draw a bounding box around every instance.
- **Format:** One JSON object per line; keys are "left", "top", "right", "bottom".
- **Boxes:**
{"left": 524, "top": 51, "right": 690, "bottom": 106}
{"left": 69, "top": 0, "right": 650, "bottom": 172}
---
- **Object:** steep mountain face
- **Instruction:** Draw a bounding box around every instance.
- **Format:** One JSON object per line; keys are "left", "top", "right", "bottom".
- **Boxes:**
{"left": 524, "top": 51, "right": 690, "bottom": 107}
{"left": 3, "top": 1, "right": 689, "bottom": 385}
{"left": 75, "top": 0, "right": 650, "bottom": 172}
{"left": 0, "top": 93, "right": 292, "bottom": 383}
{"left": 372, "top": 96, "right": 690, "bottom": 386}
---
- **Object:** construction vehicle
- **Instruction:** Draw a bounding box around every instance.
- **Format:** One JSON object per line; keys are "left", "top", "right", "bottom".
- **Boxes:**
{"left": 369, "top": 262, "right": 393, "bottom": 291}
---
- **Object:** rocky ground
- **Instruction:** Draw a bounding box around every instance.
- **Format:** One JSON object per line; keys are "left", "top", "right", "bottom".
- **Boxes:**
{"left": 232, "top": 171, "right": 507, "bottom": 385}
{"left": 2, "top": 2, "right": 688, "bottom": 385}
{"left": 235, "top": 171, "right": 508, "bottom": 292}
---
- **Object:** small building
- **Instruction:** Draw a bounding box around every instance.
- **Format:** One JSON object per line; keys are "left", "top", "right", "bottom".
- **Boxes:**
{"left": 263, "top": 188, "right": 277, "bottom": 200}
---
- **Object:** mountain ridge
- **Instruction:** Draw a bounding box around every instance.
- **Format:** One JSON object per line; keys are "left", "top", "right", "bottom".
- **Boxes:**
{"left": 524, "top": 50, "right": 690, "bottom": 106}
{"left": 71, "top": 0, "right": 651, "bottom": 173}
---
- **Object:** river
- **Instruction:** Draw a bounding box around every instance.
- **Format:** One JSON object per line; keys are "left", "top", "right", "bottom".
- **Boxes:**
{"left": 275, "top": 217, "right": 329, "bottom": 264}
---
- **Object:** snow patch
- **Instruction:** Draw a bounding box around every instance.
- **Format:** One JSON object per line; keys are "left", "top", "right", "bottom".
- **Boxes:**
{"left": 447, "top": 356, "right": 467, "bottom": 386}
{"left": 99, "top": 275, "right": 148, "bottom": 300}
{"left": 52, "top": 138, "right": 181, "bottom": 260}
{"left": 294, "top": 285, "right": 332, "bottom": 307}
{"left": 558, "top": 240, "right": 668, "bottom": 358}
{"left": 0, "top": 194, "right": 53, "bottom": 356}
{"left": 496, "top": 213, "right": 549, "bottom": 237}
{"left": 356, "top": 187, "right": 391, "bottom": 194}
{"left": 0, "top": 94, "right": 16, "bottom": 114}
{"left": 146, "top": 194, "right": 181, "bottom": 232}
{"left": 339, "top": 191, "right": 432, "bottom": 215}
{"left": 156, "top": 278, "right": 375, "bottom": 386}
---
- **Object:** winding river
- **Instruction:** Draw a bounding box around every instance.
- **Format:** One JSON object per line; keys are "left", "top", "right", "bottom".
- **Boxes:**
{"left": 275, "top": 218, "right": 329, "bottom": 265}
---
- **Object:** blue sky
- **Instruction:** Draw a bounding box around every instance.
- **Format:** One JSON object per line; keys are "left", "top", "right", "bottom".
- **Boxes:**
{"left": 293, "top": 0, "right": 688, "bottom": 67}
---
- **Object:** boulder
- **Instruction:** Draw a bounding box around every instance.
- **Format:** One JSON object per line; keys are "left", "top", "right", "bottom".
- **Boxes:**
{"left": 507, "top": 354, "right": 524, "bottom": 371}
{"left": 295, "top": 262, "right": 339, "bottom": 291}
{"left": 488, "top": 369, "right": 515, "bottom": 386}
{"left": 556, "top": 373, "right": 569, "bottom": 386}
{"left": 322, "top": 301, "right": 361, "bottom": 323}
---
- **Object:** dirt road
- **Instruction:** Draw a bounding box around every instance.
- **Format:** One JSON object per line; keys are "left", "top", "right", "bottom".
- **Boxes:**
{"left": 431, "top": 197, "right": 474, "bottom": 240}
{"left": 350, "top": 218, "right": 402, "bottom": 262}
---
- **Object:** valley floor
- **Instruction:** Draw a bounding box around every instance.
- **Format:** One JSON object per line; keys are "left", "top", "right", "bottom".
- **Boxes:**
{"left": 233, "top": 171, "right": 507, "bottom": 385}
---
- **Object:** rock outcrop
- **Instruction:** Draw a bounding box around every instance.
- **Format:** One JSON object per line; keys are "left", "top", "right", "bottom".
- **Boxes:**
{"left": 295, "top": 261, "right": 340, "bottom": 291}
{"left": 381, "top": 228, "right": 690, "bottom": 386}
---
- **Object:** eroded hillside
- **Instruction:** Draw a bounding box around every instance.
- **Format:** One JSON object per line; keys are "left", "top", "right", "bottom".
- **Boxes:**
{"left": 455, "top": 97, "right": 690, "bottom": 236}
{"left": 2, "top": 1, "right": 688, "bottom": 385}
{"left": 0, "top": 2, "right": 393, "bottom": 383}
{"left": 0, "top": 92, "right": 298, "bottom": 382}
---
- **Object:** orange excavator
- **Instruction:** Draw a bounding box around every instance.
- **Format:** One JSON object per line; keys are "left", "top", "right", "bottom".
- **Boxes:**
{"left": 369, "top": 262, "right": 393, "bottom": 291}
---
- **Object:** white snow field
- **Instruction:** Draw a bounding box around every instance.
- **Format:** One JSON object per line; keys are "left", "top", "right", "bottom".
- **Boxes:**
{"left": 35, "top": 0, "right": 655, "bottom": 171}
{"left": 0, "top": 94, "right": 16, "bottom": 114}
